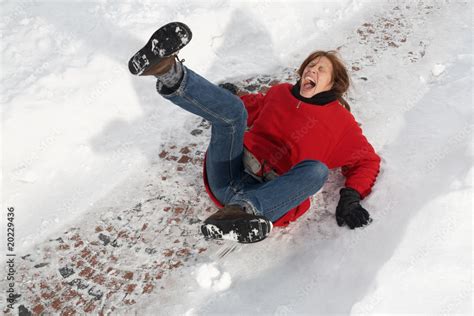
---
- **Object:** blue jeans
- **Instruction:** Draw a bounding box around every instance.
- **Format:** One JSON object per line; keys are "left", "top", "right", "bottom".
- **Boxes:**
{"left": 159, "top": 66, "right": 329, "bottom": 222}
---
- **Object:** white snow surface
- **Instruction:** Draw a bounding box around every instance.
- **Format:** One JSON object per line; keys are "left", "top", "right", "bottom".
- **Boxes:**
{"left": 1, "top": 0, "right": 472, "bottom": 315}
{"left": 195, "top": 263, "right": 232, "bottom": 291}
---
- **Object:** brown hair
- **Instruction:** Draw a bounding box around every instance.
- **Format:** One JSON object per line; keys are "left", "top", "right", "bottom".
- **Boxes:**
{"left": 297, "top": 50, "right": 351, "bottom": 111}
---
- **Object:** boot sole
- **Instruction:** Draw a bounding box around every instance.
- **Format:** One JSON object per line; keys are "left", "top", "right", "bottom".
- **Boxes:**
{"left": 201, "top": 217, "right": 273, "bottom": 243}
{"left": 128, "top": 22, "right": 192, "bottom": 75}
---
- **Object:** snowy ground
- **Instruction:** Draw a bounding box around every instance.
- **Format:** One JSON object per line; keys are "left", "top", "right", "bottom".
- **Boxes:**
{"left": 1, "top": 0, "right": 472, "bottom": 315}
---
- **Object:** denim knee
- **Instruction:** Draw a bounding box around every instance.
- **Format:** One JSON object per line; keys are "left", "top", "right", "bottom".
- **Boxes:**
{"left": 224, "top": 100, "right": 248, "bottom": 127}
{"left": 298, "top": 159, "right": 329, "bottom": 189}
{"left": 238, "top": 107, "right": 248, "bottom": 128}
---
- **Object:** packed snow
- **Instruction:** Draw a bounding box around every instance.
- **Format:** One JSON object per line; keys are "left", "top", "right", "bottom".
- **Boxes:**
{"left": 195, "top": 263, "right": 232, "bottom": 291}
{"left": 1, "top": 0, "right": 472, "bottom": 315}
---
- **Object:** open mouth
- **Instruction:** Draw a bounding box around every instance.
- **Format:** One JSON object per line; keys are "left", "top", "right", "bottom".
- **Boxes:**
{"left": 302, "top": 76, "right": 317, "bottom": 90}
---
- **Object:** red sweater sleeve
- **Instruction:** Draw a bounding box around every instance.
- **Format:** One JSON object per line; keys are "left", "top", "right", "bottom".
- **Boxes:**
{"left": 240, "top": 93, "right": 265, "bottom": 128}
{"left": 331, "top": 120, "right": 381, "bottom": 199}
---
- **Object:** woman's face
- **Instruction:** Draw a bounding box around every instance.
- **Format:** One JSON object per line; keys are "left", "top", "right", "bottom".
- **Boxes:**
{"left": 299, "top": 56, "right": 334, "bottom": 98}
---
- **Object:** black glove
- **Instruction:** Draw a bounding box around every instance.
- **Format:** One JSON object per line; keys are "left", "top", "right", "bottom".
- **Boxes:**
{"left": 218, "top": 82, "right": 239, "bottom": 95}
{"left": 336, "top": 188, "right": 372, "bottom": 229}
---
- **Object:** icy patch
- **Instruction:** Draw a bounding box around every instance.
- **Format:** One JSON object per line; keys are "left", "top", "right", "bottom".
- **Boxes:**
{"left": 431, "top": 63, "right": 446, "bottom": 77}
{"left": 196, "top": 263, "right": 232, "bottom": 291}
{"left": 184, "top": 308, "right": 195, "bottom": 316}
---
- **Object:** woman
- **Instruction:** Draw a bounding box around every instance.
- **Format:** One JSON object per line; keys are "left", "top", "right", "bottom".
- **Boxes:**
{"left": 129, "top": 22, "right": 381, "bottom": 243}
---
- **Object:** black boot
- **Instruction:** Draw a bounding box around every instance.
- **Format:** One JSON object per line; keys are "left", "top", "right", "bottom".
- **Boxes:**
{"left": 201, "top": 205, "right": 273, "bottom": 243}
{"left": 128, "top": 21, "right": 192, "bottom": 76}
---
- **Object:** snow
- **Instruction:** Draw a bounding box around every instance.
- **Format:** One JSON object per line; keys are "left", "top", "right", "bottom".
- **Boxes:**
{"left": 432, "top": 63, "right": 446, "bottom": 76}
{"left": 1, "top": 0, "right": 472, "bottom": 315}
{"left": 195, "top": 263, "right": 232, "bottom": 291}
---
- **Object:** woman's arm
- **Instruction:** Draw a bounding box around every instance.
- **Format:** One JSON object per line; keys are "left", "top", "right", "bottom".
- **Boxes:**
{"left": 333, "top": 120, "right": 381, "bottom": 199}
{"left": 330, "top": 118, "right": 381, "bottom": 229}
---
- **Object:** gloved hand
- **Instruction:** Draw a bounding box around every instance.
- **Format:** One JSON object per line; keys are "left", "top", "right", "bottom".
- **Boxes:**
{"left": 218, "top": 82, "right": 239, "bottom": 95}
{"left": 336, "top": 187, "right": 372, "bottom": 229}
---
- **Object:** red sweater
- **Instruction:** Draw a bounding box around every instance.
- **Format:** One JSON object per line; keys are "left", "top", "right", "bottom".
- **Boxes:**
{"left": 203, "top": 83, "right": 381, "bottom": 226}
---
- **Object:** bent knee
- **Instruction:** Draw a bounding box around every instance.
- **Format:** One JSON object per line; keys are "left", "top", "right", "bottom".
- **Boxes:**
{"left": 298, "top": 160, "right": 329, "bottom": 182}
{"left": 216, "top": 99, "right": 248, "bottom": 128}
{"left": 234, "top": 103, "right": 248, "bottom": 125}
{"left": 239, "top": 106, "right": 248, "bottom": 124}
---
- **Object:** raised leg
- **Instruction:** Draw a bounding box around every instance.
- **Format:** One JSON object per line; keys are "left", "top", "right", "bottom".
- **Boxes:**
{"left": 159, "top": 66, "right": 248, "bottom": 204}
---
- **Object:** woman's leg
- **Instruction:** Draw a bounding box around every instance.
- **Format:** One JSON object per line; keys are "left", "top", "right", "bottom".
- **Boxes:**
{"left": 158, "top": 65, "right": 247, "bottom": 204}
{"left": 228, "top": 160, "right": 329, "bottom": 222}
